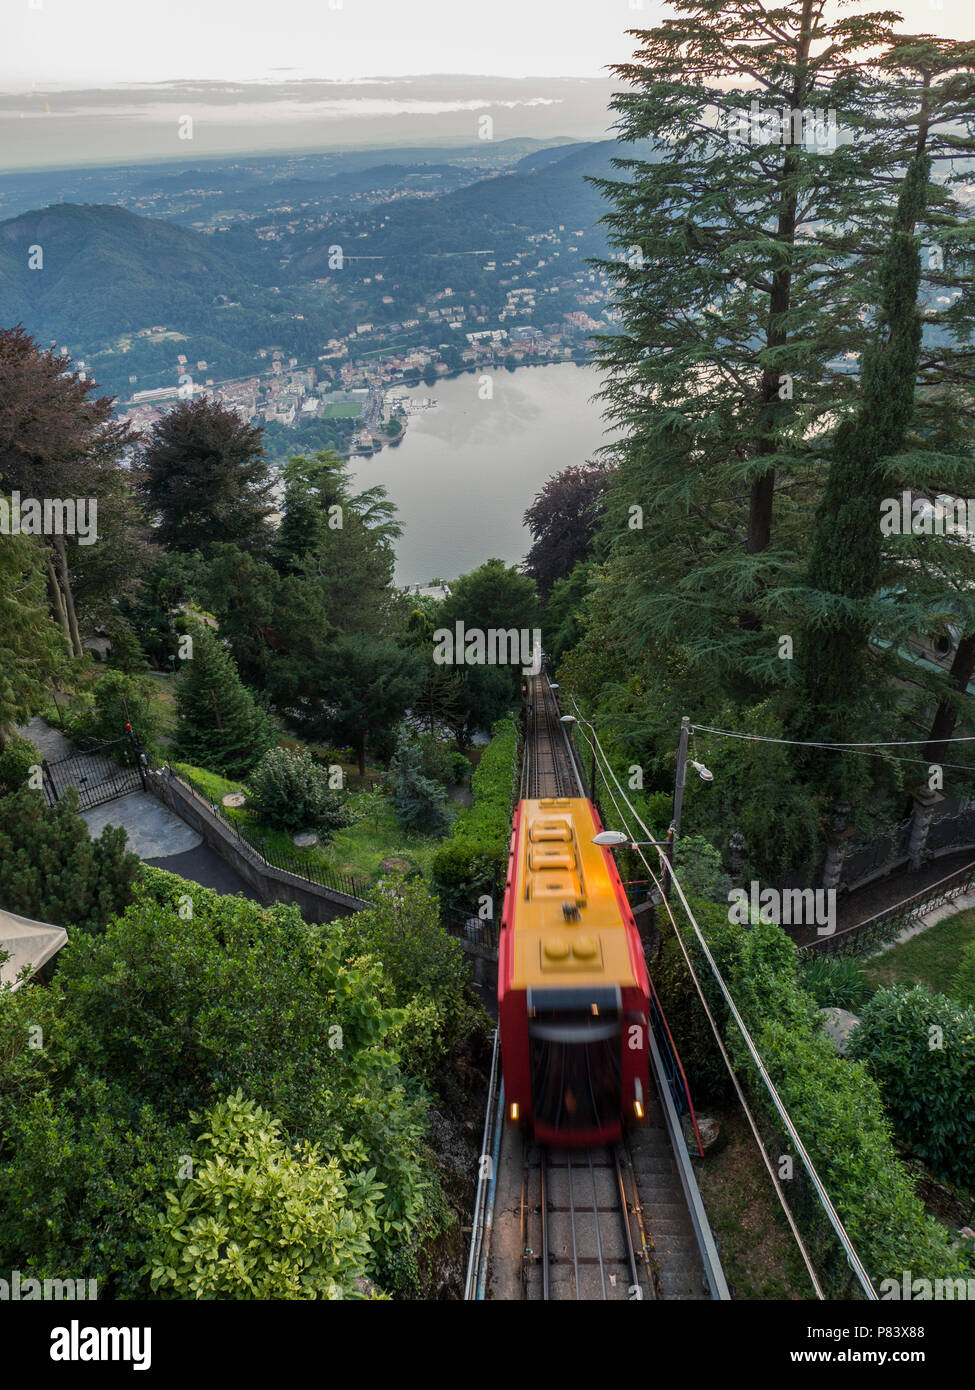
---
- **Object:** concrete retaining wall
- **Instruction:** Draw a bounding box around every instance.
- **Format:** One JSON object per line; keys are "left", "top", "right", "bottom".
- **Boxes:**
{"left": 146, "top": 769, "right": 366, "bottom": 924}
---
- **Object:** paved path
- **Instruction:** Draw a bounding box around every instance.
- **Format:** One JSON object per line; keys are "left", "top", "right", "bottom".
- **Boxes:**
{"left": 146, "top": 844, "right": 259, "bottom": 900}
{"left": 18, "top": 718, "right": 255, "bottom": 900}
{"left": 81, "top": 790, "right": 202, "bottom": 859}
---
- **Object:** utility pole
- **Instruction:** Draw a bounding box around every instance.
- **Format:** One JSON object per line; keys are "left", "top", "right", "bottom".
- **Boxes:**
{"left": 665, "top": 716, "right": 691, "bottom": 900}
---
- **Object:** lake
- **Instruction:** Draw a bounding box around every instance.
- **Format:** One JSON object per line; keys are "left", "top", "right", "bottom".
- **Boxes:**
{"left": 348, "top": 362, "right": 618, "bottom": 587}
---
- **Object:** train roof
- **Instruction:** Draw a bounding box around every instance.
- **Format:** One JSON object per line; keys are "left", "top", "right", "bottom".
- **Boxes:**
{"left": 506, "top": 796, "right": 639, "bottom": 992}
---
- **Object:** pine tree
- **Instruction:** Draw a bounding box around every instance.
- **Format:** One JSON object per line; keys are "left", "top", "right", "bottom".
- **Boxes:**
{"left": 0, "top": 786, "right": 140, "bottom": 932}
{"left": 135, "top": 398, "right": 274, "bottom": 557}
{"left": 389, "top": 735, "right": 451, "bottom": 836}
{"left": 173, "top": 626, "right": 275, "bottom": 778}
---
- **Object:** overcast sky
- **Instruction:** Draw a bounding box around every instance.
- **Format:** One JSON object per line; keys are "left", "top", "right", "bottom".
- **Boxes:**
{"left": 4, "top": 0, "right": 973, "bottom": 89}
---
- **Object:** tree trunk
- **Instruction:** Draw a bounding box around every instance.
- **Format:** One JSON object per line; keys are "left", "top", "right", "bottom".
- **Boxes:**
{"left": 51, "top": 536, "right": 83, "bottom": 658}
{"left": 43, "top": 544, "right": 72, "bottom": 653}
{"left": 357, "top": 735, "right": 366, "bottom": 778}
{"left": 923, "top": 630, "right": 975, "bottom": 767}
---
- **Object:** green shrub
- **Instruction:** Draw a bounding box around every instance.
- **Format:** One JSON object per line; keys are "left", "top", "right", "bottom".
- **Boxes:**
{"left": 0, "top": 735, "right": 41, "bottom": 796}
{"left": 145, "top": 1091, "right": 384, "bottom": 1300}
{"left": 800, "top": 953, "right": 869, "bottom": 1010}
{"left": 431, "top": 717, "right": 518, "bottom": 916}
{"left": 0, "top": 786, "right": 141, "bottom": 933}
{"left": 418, "top": 734, "right": 469, "bottom": 787}
{"left": 679, "top": 901, "right": 972, "bottom": 1285}
{"left": 71, "top": 669, "right": 162, "bottom": 756}
{"left": 849, "top": 984, "right": 975, "bottom": 1188}
{"left": 952, "top": 941, "right": 975, "bottom": 1009}
{"left": 247, "top": 746, "right": 351, "bottom": 839}
{"left": 338, "top": 877, "right": 485, "bottom": 1088}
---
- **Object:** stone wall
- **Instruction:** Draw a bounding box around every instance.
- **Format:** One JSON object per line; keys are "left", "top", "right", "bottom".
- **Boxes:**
{"left": 146, "top": 769, "right": 366, "bottom": 924}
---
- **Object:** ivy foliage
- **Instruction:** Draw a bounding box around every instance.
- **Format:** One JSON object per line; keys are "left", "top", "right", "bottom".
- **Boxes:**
{"left": 850, "top": 984, "right": 975, "bottom": 1188}
{"left": 679, "top": 902, "right": 972, "bottom": 1284}
{"left": 431, "top": 716, "right": 518, "bottom": 916}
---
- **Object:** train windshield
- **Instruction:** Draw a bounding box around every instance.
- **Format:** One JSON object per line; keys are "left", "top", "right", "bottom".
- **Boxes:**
{"left": 527, "top": 988, "right": 622, "bottom": 1133}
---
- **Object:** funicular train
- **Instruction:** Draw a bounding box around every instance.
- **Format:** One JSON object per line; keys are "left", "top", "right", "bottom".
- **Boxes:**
{"left": 497, "top": 793, "right": 652, "bottom": 1147}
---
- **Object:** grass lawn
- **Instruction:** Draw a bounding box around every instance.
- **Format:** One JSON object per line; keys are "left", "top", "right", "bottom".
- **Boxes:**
{"left": 173, "top": 763, "right": 444, "bottom": 887}
{"left": 861, "top": 907, "right": 975, "bottom": 1001}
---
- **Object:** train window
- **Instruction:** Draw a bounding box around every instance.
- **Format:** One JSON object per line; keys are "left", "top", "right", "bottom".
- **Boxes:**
{"left": 528, "top": 1010, "right": 622, "bottom": 1132}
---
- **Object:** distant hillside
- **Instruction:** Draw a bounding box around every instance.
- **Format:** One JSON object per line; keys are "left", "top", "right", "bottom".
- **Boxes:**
{"left": 285, "top": 140, "right": 631, "bottom": 278}
{"left": 0, "top": 203, "right": 249, "bottom": 342}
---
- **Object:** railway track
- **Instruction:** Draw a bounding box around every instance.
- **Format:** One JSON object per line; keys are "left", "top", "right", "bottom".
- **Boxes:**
{"left": 466, "top": 670, "right": 727, "bottom": 1302}
{"left": 520, "top": 1141, "right": 655, "bottom": 1300}
{"left": 522, "top": 672, "right": 584, "bottom": 799}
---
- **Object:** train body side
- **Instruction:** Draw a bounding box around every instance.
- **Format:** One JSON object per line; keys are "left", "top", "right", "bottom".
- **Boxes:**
{"left": 498, "top": 796, "right": 650, "bottom": 1147}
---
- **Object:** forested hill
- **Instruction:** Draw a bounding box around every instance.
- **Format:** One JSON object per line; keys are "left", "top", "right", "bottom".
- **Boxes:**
{"left": 0, "top": 203, "right": 248, "bottom": 342}
{"left": 0, "top": 139, "right": 636, "bottom": 396}
{"left": 284, "top": 139, "right": 632, "bottom": 275}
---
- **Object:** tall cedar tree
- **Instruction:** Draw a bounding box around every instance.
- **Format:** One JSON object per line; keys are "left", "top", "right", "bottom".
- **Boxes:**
{"left": 136, "top": 398, "right": 274, "bottom": 556}
{"left": 274, "top": 451, "right": 400, "bottom": 636}
{"left": 795, "top": 38, "right": 975, "bottom": 768}
{"left": 0, "top": 326, "right": 143, "bottom": 656}
{"left": 795, "top": 154, "right": 929, "bottom": 761}
{"left": 174, "top": 625, "right": 275, "bottom": 778}
{"left": 589, "top": 2, "right": 904, "bottom": 696}
{"left": 523, "top": 460, "right": 614, "bottom": 597}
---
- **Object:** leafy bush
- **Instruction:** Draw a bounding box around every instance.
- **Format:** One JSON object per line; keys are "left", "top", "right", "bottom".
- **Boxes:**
{"left": 338, "top": 877, "right": 486, "bottom": 1088}
{"left": 0, "top": 735, "right": 40, "bottom": 796}
{"left": 247, "top": 746, "right": 351, "bottom": 839}
{"left": 145, "top": 1092, "right": 384, "bottom": 1300}
{"left": 0, "top": 871, "right": 445, "bottom": 1296}
{"left": 800, "top": 953, "right": 869, "bottom": 1010}
{"left": 432, "top": 717, "right": 518, "bottom": 916}
{"left": 71, "top": 669, "right": 162, "bottom": 756}
{"left": 417, "top": 734, "right": 469, "bottom": 788}
{"left": 388, "top": 735, "right": 451, "bottom": 836}
{"left": 849, "top": 984, "right": 975, "bottom": 1187}
{"left": 952, "top": 941, "right": 975, "bottom": 1009}
{"left": 679, "top": 901, "right": 972, "bottom": 1284}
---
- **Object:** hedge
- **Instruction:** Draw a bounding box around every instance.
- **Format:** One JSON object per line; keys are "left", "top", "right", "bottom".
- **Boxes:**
{"left": 672, "top": 898, "right": 973, "bottom": 1288}
{"left": 431, "top": 717, "right": 518, "bottom": 917}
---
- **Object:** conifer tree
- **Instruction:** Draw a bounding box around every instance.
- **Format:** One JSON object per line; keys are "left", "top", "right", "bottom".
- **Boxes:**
{"left": 0, "top": 786, "right": 140, "bottom": 932}
{"left": 136, "top": 398, "right": 273, "bottom": 557}
{"left": 173, "top": 626, "right": 275, "bottom": 778}
{"left": 389, "top": 735, "right": 451, "bottom": 836}
{"left": 0, "top": 536, "right": 63, "bottom": 745}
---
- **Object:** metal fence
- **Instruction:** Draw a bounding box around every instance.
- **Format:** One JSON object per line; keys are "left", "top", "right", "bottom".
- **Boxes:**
{"left": 43, "top": 736, "right": 144, "bottom": 811}
{"left": 165, "top": 767, "right": 369, "bottom": 902}
{"left": 799, "top": 856, "right": 975, "bottom": 959}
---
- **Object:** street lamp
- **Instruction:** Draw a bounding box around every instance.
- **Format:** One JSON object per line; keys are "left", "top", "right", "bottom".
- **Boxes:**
{"left": 592, "top": 830, "right": 670, "bottom": 849}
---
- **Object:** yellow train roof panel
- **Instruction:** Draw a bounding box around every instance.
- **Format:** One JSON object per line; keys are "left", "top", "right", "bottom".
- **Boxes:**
{"left": 510, "top": 798, "right": 636, "bottom": 991}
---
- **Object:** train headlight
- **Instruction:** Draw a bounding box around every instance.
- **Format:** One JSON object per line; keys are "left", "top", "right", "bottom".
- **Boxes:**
{"left": 633, "top": 1100, "right": 645, "bottom": 1119}
{"left": 509, "top": 1102, "right": 520, "bottom": 1122}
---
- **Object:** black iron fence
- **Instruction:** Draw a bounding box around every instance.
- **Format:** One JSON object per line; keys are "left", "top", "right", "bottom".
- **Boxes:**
{"left": 164, "top": 767, "right": 369, "bottom": 902}
{"left": 43, "top": 735, "right": 145, "bottom": 811}
{"left": 799, "top": 857, "right": 975, "bottom": 959}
